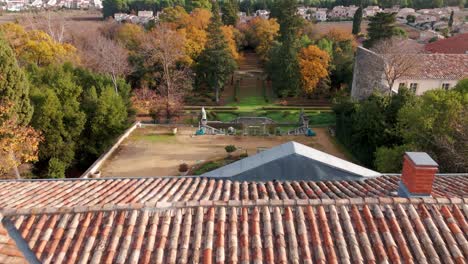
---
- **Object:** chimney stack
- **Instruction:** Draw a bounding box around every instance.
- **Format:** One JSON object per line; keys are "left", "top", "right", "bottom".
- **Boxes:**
{"left": 398, "top": 152, "right": 439, "bottom": 198}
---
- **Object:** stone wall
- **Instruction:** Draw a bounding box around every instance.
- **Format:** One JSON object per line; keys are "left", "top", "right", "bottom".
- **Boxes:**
{"left": 351, "top": 47, "right": 386, "bottom": 100}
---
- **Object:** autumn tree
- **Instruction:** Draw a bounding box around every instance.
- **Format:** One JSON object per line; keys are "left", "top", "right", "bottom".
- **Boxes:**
{"left": 371, "top": 37, "right": 420, "bottom": 93}
{"left": 83, "top": 35, "right": 130, "bottom": 93}
{"left": 240, "top": 17, "right": 279, "bottom": 61}
{"left": 0, "top": 36, "right": 32, "bottom": 125}
{"left": 196, "top": 2, "right": 237, "bottom": 103}
{"left": 222, "top": 0, "right": 239, "bottom": 26}
{"left": 299, "top": 45, "right": 330, "bottom": 94}
{"left": 142, "top": 25, "right": 192, "bottom": 121}
{"left": 0, "top": 102, "right": 42, "bottom": 178}
{"left": 0, "top": 23, "right": 77, "bottom": 66}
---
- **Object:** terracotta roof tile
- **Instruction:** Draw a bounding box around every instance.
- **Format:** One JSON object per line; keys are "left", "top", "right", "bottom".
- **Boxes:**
{"left": 425, "top": 33, "right": 468, "bottom": 54}
{"left": 1, "top": 174, "right": 466, "bottom": 210}
{"left": 1, "top": 198, "right": 465, "bottom": 263}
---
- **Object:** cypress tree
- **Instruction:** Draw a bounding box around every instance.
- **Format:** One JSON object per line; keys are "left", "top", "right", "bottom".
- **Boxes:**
{"left": 352, "top": 6, "right": 363, "bottom": 35}
{"left": 222, "top": 0, "right": 239, "bottom": 26}
{"left": 196, "top": 2, "right": 237, "bottom": 103}
{"left": 364, "top": 12, "right": 403, "bottom": 48}
{"left": 448, "top": 11, "right": 454, "bottom": 28}
{"left": 0, "top": 37, "right": 32, "bottom": 125}
{"left": 267, "top": 0, "right": 302, "bottom": 97}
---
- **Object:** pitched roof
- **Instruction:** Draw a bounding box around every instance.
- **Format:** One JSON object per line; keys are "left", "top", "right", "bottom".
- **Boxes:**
{"left": 0, "top": 174, "right": 467, "bottom": 210}
{"left": 425, "top": 33, "right": 468, "bottom": 54}
{"left": 203, "top": 142, "right": 381, "bottom": 180}
{"left": 401, "top": 53, "right": 468, "bottom": 80}
{"left": 0, "top": 215, "right": 32, "bottom": 264}
{"left": 0, "top": 197, "right": 467, "bottom": 263}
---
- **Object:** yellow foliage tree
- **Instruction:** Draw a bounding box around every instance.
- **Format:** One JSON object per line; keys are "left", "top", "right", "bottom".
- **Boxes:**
{"left": 299, "top": 45, "right": 330, "bottom": 94}
{"left": 0, "top": 23, "right": 77, "bottom": 66}
{"left": 175, "top": 8, "right": 212, "bottom": 65}
{"left": 0, "top": 102, "right": 42, "bottom": 178}
{"left": 221, "top": 25, "right": 240, "bottom": 61}
{"left": 115, "top": 23, "right": 145, "bottom": 51}
{"left": 241, "top": 17, "right": 279, "bottom": 61}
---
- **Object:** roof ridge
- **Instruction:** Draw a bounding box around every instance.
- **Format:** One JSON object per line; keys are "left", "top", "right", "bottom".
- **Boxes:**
{"left": 2, "top": 173, "right": 467, "bottom": 182}
{"left": 2, "top": 197, "right": 465, "bottom": 217}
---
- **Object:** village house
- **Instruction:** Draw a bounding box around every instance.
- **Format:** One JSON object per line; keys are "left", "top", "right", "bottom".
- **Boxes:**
{"left": 351, "top": 46, "right": 468, "bottom": 99}
{"left": 254, "top": 9, "right": 270, "bottom": 19}
{"left": 1, "top": 144, "right": 467, "bottom": 263}
{"left": 315, "top": 8, "right": 328, "bottom": 21}
{"left": 362, "top": 5, "right": 381, "bottom": 17}
{"left": 425, "top": 33, "right": 468, "bottom": 54}
{"left": 328, "top": 5, "right": 358, "bottom": 20}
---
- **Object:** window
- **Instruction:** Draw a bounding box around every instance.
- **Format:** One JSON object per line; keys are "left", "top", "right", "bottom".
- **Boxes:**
{"left": 410, "top": 83, "right": 418, "bottom": 93}
{"left": 442, "top": 83, "right": 450, "bottom": 90}
{"left": 398, "top": 83, "right": 406, "bottom": 90}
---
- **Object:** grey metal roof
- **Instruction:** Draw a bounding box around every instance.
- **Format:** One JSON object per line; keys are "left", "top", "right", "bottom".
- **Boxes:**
{"left": 202, "top": 141, "right": 381, "bottom": 181}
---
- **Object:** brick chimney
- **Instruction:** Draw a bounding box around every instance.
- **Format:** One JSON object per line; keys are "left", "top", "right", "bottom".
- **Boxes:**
{"left": 398, "top": 152, "right": 439, "bottom": 197}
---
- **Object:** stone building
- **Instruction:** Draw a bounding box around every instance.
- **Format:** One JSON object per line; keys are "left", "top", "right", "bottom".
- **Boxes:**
{"left": 351, "top": 46, "right": 468, "bottom": 100}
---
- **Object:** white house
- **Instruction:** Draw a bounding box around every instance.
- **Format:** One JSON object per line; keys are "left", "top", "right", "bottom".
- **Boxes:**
{"left": 315, "top": 9, "right": 327, "bottom": 21}
{"left": 328, "top": 5, "right": 358, "bottom": 19}
{"left": 351, "top": 47, "right": 468, "bottom": 99}
{"left": 363, "top": 6, "right": 381, "bottom": 17}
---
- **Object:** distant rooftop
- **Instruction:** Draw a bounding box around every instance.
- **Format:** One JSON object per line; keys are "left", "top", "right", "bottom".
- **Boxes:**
{"left": 425, "top": 33, "right": 468, "bottom": 54}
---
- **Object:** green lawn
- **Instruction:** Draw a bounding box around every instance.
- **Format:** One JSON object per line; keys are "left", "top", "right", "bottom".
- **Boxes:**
{"left": 131, "top": 134, "right": 176, "bottom": 143}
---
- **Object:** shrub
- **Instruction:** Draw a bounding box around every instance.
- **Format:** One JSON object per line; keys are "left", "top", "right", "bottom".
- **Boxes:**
{"left": 240, "top": 152, "right": 248, "bottom": 158}
{"left": 48, "top": 158, "right": 66, "bottom": 178}
{"left": 178, "top": 163, "right": 189, "bottom": 172}
{"left": 225, "top": 145, "right": 237, "bottom": 155}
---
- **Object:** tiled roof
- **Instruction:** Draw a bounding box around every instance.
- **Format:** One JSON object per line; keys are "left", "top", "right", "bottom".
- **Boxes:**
{"left": 0, "top": 175, "right": 467, "bottom": 210}
{"left": 401, "top": 53, "right": 468, "bottom": 80}
{"left": 0, "top": 215, "right": 27, "bottom": 264}
{"left": 1, "top": 197, "right": 467, "bottom": 264}
{"left": 425, "top": 33, "right": 468, "bottom": 54}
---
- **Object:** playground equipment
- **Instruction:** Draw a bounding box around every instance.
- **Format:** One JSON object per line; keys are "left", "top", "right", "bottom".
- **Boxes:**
{"left": 287, "top": 109, "right": 316, "bottom": 136}
{"left": 197, "top": 107, "right": 226, "bottom": 135}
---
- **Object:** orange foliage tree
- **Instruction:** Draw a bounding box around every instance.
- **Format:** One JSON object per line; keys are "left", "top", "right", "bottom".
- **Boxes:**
{"left": 0, "top": 102, "right": 42, "bottom": 178}
{"left": 299, "top": 45, "right": 330, "bottom": 94}
{"left": 239, "top": 17, "right": 279, "bottom": 61}
{"left": 221, "top": 25, "right": 240, "bottom": 60}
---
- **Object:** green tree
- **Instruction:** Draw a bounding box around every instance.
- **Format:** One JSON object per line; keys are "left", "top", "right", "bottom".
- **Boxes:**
{"left": 398, "top": 89, "right": 468, "bottom": 172}
{"left": 186, "top": 0, "right": 211, "bottom": 11}
{"left": 28, "top": 64, "right": 86, "bottom": 178}
{"left": 352, "top": 6, "right": 363, "bottom": 35}
{"left": 364, "top": 12, "right": 405, "bottom": 48}
{"left": 433, "top": 0, "right": 443, "bottom": 7}
{"left": 267, "top": 0, "right": 302, "bottom": 97}
{"left": 195, "top": 2, "right": 237, "bottom": 103}
{"left": 102, "top": 0, "right": 128, "bottom": 19}
{"left": 374, "top": 144, "right": 411, "bottom": 173}
{"left": 0, "top": 37, "right": 32, "bottom": 125}
{"left": 222, "top": 0, "right": 239, "bottom": 26}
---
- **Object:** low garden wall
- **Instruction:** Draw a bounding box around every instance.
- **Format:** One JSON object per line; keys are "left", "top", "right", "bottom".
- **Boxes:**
{"left": 80, "top": 121, "right": 141, "bottom": 178}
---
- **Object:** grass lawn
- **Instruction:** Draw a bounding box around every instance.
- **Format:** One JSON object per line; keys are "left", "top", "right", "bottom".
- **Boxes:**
{"left": 131, "top": 134, "right": 176, "bottom": 143}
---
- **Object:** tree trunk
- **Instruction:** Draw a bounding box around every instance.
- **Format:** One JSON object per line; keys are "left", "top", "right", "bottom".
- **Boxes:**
{"left": 10, "top": 151, "right": 20, "bottom": 179}
{"left": 215, "top": 86, "right": 219, "bottom": 104}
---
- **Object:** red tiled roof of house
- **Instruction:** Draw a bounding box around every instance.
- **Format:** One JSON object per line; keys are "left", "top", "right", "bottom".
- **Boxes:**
{"left": 401, "top": 53, "right": 468, "bottom": 80}
{"left": 425, "top": 33, "right": 468, "bottom": 54}
{"left": 0, "top": 175, "right": 467, "bottom": 263}
{"left": 0, "top": 175, "right": 467, "bottom": 210}
{"left": 0, "top": 197, "right": 466, "bottom": 263}
{"left": 0, "top": 215, "right": 28, "bottom": 264}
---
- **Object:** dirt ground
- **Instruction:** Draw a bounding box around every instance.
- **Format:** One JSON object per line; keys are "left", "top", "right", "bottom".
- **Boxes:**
{"left": 100, "top": 126, "right": 348, "bottom": 177}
